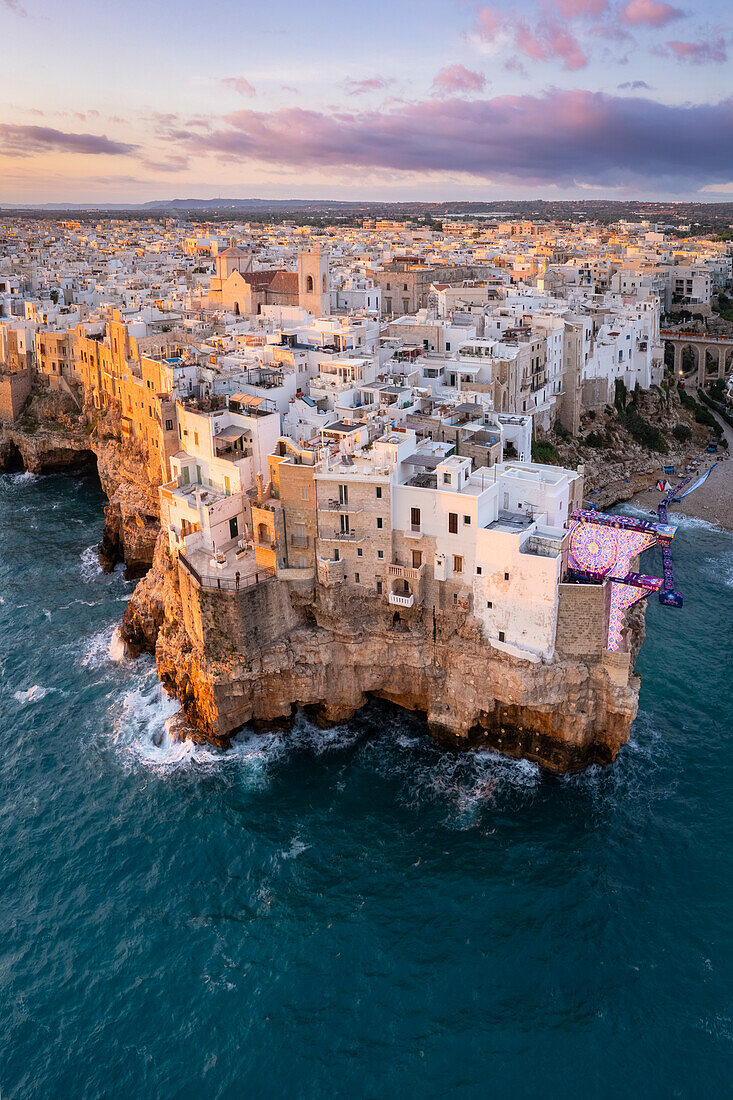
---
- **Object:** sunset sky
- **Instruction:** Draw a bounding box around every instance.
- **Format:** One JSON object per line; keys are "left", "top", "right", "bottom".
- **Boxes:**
{"left": 1, "top": 0, "right": 731, "bottom": 203}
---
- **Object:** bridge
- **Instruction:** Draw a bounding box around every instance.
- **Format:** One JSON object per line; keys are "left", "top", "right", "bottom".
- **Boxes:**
{"left": 660, "top": 329, "right": 733, "bottom": 385}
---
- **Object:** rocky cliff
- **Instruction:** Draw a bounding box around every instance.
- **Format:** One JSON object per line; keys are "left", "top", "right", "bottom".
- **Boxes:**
{"left": 4, "top": 384, "right": 646, "bottom": 774}
{"left": 121, "top": 547, "right": 645, "bottom": 774}
{"left": 1, "top": 391, "right": 160, "bottom": 577}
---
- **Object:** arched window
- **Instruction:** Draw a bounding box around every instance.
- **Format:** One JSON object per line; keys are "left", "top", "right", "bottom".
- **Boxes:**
{"left": 306, "top": 275, "right": 314, "bottom": 293}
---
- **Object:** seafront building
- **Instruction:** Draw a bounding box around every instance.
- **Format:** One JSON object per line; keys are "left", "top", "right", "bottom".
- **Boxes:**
{"left": 1, "top": 212, "right": 731, "bottom": 665}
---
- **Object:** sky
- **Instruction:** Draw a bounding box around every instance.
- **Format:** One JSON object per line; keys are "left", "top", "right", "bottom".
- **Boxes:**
{"left": 0, "top": 0, "right": 732, "bottom": 203}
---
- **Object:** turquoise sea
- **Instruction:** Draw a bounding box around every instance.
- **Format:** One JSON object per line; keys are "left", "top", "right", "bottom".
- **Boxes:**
{"left": 1, "top": 471, "right": 731, "bottom": 1098}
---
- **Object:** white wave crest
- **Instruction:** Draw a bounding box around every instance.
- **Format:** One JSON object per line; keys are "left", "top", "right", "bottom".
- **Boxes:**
{"left": 80, "top": 544, "right": 102, "bottom": 582}
{"left": 81, "top": 623, "right": 119, "bottom": 668}
{"left": 14, "top": 685, "right": 52, "bottom": 704}
{"left": 108, "top": 627, "right": 128, "bottom": 662}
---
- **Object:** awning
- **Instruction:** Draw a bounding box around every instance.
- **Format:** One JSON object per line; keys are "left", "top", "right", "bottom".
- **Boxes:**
{"left": 216, "top": 426, "right": 246, "bottom": 442}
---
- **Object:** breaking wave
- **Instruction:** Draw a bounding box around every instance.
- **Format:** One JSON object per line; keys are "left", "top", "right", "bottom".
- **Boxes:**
{"left": 80, "top": 544, "right": 103, "bottom": 582}
{"left": 14, "top": 685, "right": 53, "bottom": 704}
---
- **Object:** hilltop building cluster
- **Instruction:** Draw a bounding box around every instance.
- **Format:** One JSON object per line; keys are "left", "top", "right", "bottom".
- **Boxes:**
{"left": 1, "top": 214, "right": 730, "bottom": 681}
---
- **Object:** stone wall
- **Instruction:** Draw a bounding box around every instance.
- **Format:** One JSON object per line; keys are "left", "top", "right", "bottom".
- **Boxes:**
{"left": 0, "top": 369, "right": 32, "bottom": 423}
{"left": 555, "top": 581, "right": 610, "bottom": 658}
{"left": 179, "top": 564, "right": 306, "bottom": 658}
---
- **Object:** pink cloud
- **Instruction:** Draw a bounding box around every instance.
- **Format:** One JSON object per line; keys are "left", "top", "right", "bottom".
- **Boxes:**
{"left": 474, "top": 5, "right": 502, "bottom": 37}
{"left": 432, "top": 65, "right": 486, "bottom": 94}
{"left": 553, "top": 0, "right": 608, "bottom": 16}
{"left": 621, "top": 0, "right": 683, "bottom": 27}
{"left": 0, "top": 124, "right": 136, "bottom": 157}
{"left": 515, "top": 19, "right": 587, "bottom": 68}
{"left": 169, "top": 90, "right": 733, "bottom": 191}
{"left": 222, "top": 77, "right": 256, "bottom": 98}
{"left": 666, "top": 37, "right": 728, "bottom": 63}
{"left": 474, "top": 7, "right": 586, "bottom": 69}
{"left": 344, "top": 77, "right": 394, "bottom": 95}
{"left": 3, "top": 0, "right": 27, "bottom": 15}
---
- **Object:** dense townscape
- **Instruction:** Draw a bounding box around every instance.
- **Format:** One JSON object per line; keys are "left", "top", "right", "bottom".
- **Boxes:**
{"left": 1, "top": 211, "right": 731, "bottom": 768}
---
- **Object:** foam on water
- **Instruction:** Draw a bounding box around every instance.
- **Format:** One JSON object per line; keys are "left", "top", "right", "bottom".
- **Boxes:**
{"left": 108, "top": 627, "right": 128, "bottom": 662}
{"left": 81, "top": 623, "right": 119, "bottom": 668}
{"left": 13, "top": 685, "right": 52, "bottom": 704}
{"left": 80, "top": 544, "right": 103, "bottom": 582}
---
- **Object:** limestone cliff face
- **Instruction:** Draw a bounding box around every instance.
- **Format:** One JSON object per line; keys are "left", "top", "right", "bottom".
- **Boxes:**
{"left": 123, "top": 547, "right": 644, "bottom": 773}
{"left": 3, "top": 389, "right": 644, "bottom": 773}
{"left": 91, "top": 424, "right": 160, "bottom": 577}
{"left": 0, "top": 395, "right": 161, "bottom": 578}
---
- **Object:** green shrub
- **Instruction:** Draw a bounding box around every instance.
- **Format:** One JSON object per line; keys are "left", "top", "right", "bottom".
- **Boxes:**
{"left": 623, "top": 409, "right": 669, "bottom": 453}
{"left": 614, "top": 378, "right": 627, "bottom": 412}
{"left": 672, "top": 423, "right": 692, "bottom": 444}
{"left": 552, "top": 421, "right": 571, "bottom": 441}
{"left": 532, "top": 440, "right": 560, "bottom": 465}
{"left": 585, "top": 430, "right": 605, "bottom": 448}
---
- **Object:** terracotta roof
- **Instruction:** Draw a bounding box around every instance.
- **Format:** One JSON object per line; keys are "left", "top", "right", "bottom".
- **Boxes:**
{"left": 267, "top": 271, "right": 299, "bottom": 294}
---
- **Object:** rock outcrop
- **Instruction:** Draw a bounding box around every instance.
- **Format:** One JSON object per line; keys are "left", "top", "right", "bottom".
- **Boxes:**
{"left": 4, "top": 384, "right": 649, "bottom": 773}
{"left": 122, "top": 547, "right": 645, "bottom": 772}
{"left": 1, "top": 392, "right": 161, "bottom": 578}
{"left": 92, "top": 427, "right": 160, "bottom": 577}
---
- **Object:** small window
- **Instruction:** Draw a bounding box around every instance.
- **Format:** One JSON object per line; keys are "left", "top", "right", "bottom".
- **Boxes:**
{"left": 194, "top": 432, "right": 199, "bottom": 446}
{"left": 449, "top": 513, "right": 458, "bottom": 534}
{"left": 334, "top": 549, "right": 340, "bottom": 561}
{"left": 453, "top": 593, "right": 458, "bottom": 605}
{"left": 165, "top": 419, "right": 173, "bottom": 431}
{"left": 301, "top": 486, "right": 309, "bottom": 501}
{"left": 463, "top": 515, "right": 471, "bottom": 525}
{"left": 376, "top": 486, "right": 382, "bottom": 499}
{"left": 486, "top": 600, "right": 493, "bottom": 608}
{"left": 376, "top": 517, "right": 383, "bottom": 529}
{"left": 357, "top": 547, "right": 363, "bottom": 557}
{"left": 376, "top": 580, "right": 383, "bottom": 594}
{"left": 355, "top": 572, "right": 360, "bottom": 584}
{"left": 453, "top": 555, "right": 463, "bottom": 573}
{"left": 504, "top": 572, "right": 510, "bottom": 581}
{"left": 410, "top": 507, "right": 420, "bottom": 530}
{"left": 443, "top": 472, "right": 451, "bottom": 485}
{"left": 476, "top": 566, "right": 482, "bottom": 575}
{"left": 498, "top": 631, "right": 505, "bottom": 643}
{"left": 377, "top": 550, "right": 384, "bottom": 559}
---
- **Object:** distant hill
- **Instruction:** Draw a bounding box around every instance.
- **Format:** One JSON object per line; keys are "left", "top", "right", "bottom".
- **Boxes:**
{"left": 1, "top": 197, "right": 732, "bottom": 229}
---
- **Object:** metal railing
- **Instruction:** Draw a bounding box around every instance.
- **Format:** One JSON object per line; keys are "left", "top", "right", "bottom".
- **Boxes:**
{"left": 178, "top": 552, "right": 275, "bottom": 592}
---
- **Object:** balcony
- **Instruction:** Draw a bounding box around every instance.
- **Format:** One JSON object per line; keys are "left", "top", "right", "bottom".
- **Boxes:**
{"left": 317, "top": 556, "right": 346, "bottom": 586}
{"left": 388, "top": 563, "right": 424, "bottom": 582}
{"left": 324, "top": 499, "right": 362, "bottom": 513}
{"left": 321, "top": 529, "right": 358, "bottom": 541}
{"left": 388, "top": 592, "right": 415, "bottom": 608}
